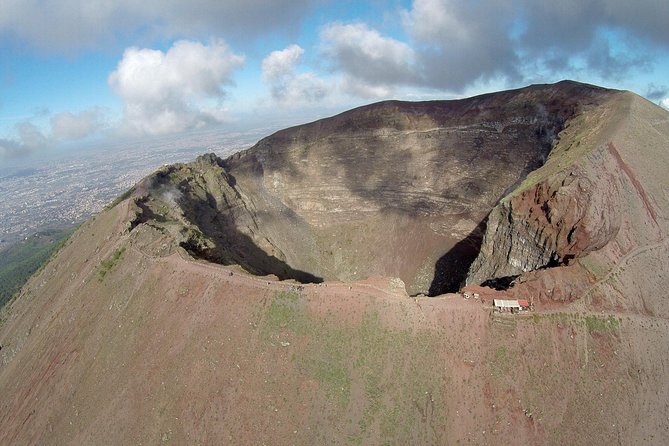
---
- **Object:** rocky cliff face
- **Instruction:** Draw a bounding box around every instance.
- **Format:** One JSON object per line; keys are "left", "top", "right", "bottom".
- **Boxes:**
{"left": 466, "top": 91, "right": 669, "bottom": 316}
{"left": 127, "top": 81, "right": 618, "bottom": 295}
{"left": 466, "top": 161, "right": 622, "bottom": 285}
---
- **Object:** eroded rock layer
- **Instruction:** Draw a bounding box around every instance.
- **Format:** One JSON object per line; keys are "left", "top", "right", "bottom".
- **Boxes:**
{"left": 130, "top": 81, "right": 617, "bottom": 295}
{"left": 466, "top": 90, "right": 669, "bottom": 317}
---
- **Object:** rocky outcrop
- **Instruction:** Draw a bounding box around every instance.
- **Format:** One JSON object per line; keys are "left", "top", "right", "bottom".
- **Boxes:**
{"left": 466, "top": 165, "right": 621, "bottom": 285}
{"left": 128, "top": 153, "right": 322, "bottom": 282}
{"left": 122, "top": 81, "right": 669, "bottom": 304}
{"left": 466, "top": 91, "right": 669, "bottom": 314}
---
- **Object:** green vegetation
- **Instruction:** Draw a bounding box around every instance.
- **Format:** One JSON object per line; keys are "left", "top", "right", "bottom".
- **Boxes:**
{"left": 490, "top": 345, "right": 515, "bottom": 378}
{"left": 301, "top": 358, "right": 352, "bottom": 408}
{"left": 263, "top": 290, "right": 307, "bottom": 334}
{"left": 0, "top": 228, "right": 73, "bottom": 309}
{"left": 584, "top": 315, "right": 621, "bottom": 333}
{"left": 105, "top": 186, "right": 135, "bottom": 210}
{"left": 97, "top": 246, "right": 127, "bottom": 281}
{"left": 262, "top": 290, "right": 446, "bottom": 444}
{"left": 528, "top": 312, "right": 622, "bottom": 333}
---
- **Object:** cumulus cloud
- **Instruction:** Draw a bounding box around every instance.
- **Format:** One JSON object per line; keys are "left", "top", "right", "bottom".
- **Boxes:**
{"left": 108, "top": 39, "right": 244, "bottom": 136}
{"left": 262, "top": 45, "right": 304, "bottom": 82}
{"left": 261, "top": 45, "right": 328, "bottom": 104}
{"left": 0, "top": 0, "right": 315, "bottom": 51}
{"left": 661, "top": 98, "right": 669, "bottom": 110}
{"left": 321, "top": 22, "right": 417, "bottom": 93}
{"left": 339, "top": 77, "right": 395, "bottom": 99}
{"left": 15, "top": 121, "right": 48, "bottom": 149}
{"left": 317, "top": 0, "right": 668, "bottom": 97}
{"left": 0, "top": 138, "right": 26, "bottom": 159}
{"left": 50, "top": 108, "right": 106, "bottom": 140}
{"left": 402, "top": 0, "right": 519, "bottom": 90}
{"left": 0, "top": 121, "right": 47, "bottom": 158}
{"left": 646, "top": 83, "right": 668, "bottom": 102}
{"left": 403, "top": 0, "right": 668, "bottom": 90}
{"left": 0, "top": 107, "right": 108, "bottom": 158}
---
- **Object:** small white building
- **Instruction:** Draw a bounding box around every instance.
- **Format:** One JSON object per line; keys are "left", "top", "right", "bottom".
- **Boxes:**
{"left": 493, "top": 299, "right": 530, "bottom": 312}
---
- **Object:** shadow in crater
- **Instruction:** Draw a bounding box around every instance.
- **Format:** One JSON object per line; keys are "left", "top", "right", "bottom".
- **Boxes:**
{"left": 480, "top": 275, "right": 519, "bottom": 291}
{"left": 179, "top": 189, "right": 323, "bottom": 284}
{"left": 428, "top": 219, "right": 487, "bottom": 296}
{"left": 181, "top": 231, "right": 323, "bottom": 284}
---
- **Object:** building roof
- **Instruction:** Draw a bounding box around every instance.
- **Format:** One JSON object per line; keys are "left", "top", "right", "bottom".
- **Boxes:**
{"left": 517, "top": 299, "right": 530, "bottom": 307}
{"left": 493, "top": 299, "right": 521, "bottom": 308}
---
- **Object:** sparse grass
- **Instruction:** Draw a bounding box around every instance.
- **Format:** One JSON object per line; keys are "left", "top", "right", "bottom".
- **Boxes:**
{"left": 301, "top": 358, "right": 352, "bottom": 408}
{"left": 526, "top": 312, "right": 621, "bottom": 334}
{"left": 105, "top": 186, "right": 135, "bottom": 210}
{"left": 260, "top": 294, "right": 445, "bottom": 443}
{"left": 584, "top": 315, "right": 621, "bottom": 333}
{"left": 490, "top": 345, "right": 514, "bottom": 378}
{"left": 578, "top": 256, "right": 610, "bottom": 280}
{"left": 263, "top": 290, "right": 308, "bottom": 335}
{"left": 97, "top": 247, "right": 126, "bottom": 281}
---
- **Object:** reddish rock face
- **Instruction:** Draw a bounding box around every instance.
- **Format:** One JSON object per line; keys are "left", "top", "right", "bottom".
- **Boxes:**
{"left": 467, "top": 90, "right": 669, "bottom": 315}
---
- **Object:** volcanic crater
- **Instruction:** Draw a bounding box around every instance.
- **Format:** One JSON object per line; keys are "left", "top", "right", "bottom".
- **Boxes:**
{"left": 127, "top": 81, "right": 613, "bottom": 295}
{"left": 3, "top": 80, "right": 669, "bottom": 445}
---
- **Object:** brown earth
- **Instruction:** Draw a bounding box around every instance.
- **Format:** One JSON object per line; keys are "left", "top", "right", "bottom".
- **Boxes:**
{"left": 1, "top": 81, "right": 669, "bottom": 445}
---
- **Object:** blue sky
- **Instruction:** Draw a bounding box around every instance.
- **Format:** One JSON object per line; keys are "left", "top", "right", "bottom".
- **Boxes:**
{"left": 1, "top": 0, "right": 668, "bottom": 160}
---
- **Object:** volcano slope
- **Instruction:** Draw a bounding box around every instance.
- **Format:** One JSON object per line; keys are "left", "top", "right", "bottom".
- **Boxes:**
{"left": 1, "top": 81, "right": 669, "bottom": 445}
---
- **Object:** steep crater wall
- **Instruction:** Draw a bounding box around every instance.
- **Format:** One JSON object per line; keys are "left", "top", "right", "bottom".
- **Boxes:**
{"left": 465, "top": 92, "right": 669, "bottom": 314}
{"left": 128, "top": 82, "right": 614, "bottom": 295}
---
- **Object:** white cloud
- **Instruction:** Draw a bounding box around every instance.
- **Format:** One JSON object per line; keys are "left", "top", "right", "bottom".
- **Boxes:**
{"left": 262, "top": 45, "right": 304, "bottom": 82}
{"left": 0, "top": 0, "right": 316, "bottom": 51}
{"left": 50, "top": 108, "right": 106, "bottom": 140}
{"left": 0, "top": 139, "right": 24, "bottom": 158}
{"left": 402, "top": 0, "right": 519, "bottom": 90}
{"left": 0, "top": 107, "right": 109, "bottom": 158}
{"left": 261, "top": 45, "right": 328, "bottom": 105}
{"left": 401, "top": 0, "right": 669, "bottom": 91}
{"left": 0, "top": 121, "right": 47, "bottom": 158}
{"left": 15, "top": 121, "right": 48, "bottom": 149}
{"left": 108, "top": 39, "right": 244, "bottom": 136}
{"left": 339, "top": 76, "right": 393, "bottom": 99}
{"left": 321, "top": 22, "right": 417, "bottom": 90}
{"left": 404, "top": 0, "right": 469, "bottom": 43}
{"left": 661, "top": 98, "right": 669, "bottom": 110}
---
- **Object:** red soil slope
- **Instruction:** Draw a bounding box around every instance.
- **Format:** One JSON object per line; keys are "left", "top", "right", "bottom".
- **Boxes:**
{"left": 0, "top": 195, "right": 667, "bottom": 445}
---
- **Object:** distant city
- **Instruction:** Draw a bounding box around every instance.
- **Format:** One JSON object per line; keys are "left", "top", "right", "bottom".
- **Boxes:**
{"left": 0, "top": 127, "right": 273, "bottom": 248}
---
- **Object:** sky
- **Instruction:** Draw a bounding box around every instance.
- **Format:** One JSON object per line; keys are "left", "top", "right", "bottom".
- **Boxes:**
{"left": 1, "top": 0, "right": 668, "bottom": 161}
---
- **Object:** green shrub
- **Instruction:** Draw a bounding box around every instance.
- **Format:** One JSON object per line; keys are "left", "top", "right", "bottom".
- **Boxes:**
{"left": 97, "top": 247, "right": 126, "bottom": 280}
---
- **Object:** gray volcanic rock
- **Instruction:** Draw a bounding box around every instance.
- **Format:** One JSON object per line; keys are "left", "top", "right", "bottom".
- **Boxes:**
{"left": 465, "top": 90, "right": 669, "bottom": 316}
{"left": 130, "top": 81, "right": 617, "bottom": 295}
